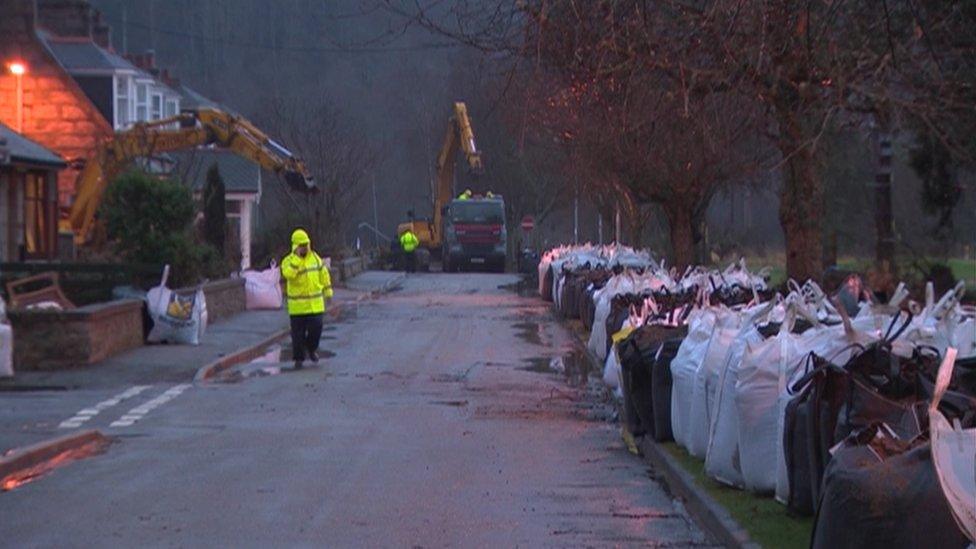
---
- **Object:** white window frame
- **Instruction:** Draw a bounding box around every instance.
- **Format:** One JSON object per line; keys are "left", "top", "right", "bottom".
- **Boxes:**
{"left": 150, "top": 92, "right": 163, "bottom": 120}
{"left": 135, "top": 81, "right": 149, "bottom": 123}
{"left": 164, "top": 97, "right": 179, "bottom": 118}
{"left": 114, "top": 74, "right": 132, "bottom": 130}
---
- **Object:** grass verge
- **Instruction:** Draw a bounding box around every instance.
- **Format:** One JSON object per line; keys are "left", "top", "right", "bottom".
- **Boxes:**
{"left": 660, "top": 442, "right": 813, "bottom": 549}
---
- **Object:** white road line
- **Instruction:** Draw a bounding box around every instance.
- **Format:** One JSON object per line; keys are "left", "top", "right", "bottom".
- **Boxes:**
{"left": 108, "top": 384, "right": 192, "bottom": 428}
{"left": 59, "top": 385, "right": 153, "bottom": 429}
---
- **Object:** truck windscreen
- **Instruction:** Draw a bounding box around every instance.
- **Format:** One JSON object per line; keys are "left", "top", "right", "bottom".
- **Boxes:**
{"left": 450, "top": 202, "right": 504, "bottom": 224}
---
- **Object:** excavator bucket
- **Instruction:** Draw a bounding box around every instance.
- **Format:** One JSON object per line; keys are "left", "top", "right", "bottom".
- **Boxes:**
{"left": 284, "top": 171, "right": 316, "bottom": 192}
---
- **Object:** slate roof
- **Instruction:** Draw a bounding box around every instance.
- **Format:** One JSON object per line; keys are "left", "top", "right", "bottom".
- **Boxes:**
{"left": 0, "top": 122, "right": 66, "bottom": 168}
{"left": 174, "top": 84, "right": 226, "bottom": 112}
{"left": 38, "top": 31, "right": 140, "bottom": 75}
{"left": 167, "top": 150, "right": 260, "bottom": 194}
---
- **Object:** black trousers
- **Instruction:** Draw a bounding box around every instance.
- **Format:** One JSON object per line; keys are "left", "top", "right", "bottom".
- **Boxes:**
{"left": 404, "top": 251, "right": 416, "bottom": 273}
{"left": 289, "top": 313, "right": 323, "bottom": 362}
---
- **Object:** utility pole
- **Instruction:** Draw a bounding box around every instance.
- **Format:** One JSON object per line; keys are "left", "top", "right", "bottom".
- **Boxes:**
{"left": 573, "top": 194, "right": 579, "bottom": 245}
{"left": 371, "top": 175, "right": 380, "bottom": 249}
{"left": 598, "top": 214, "right": 603, "bottom": 244}
{"left": 614, "top": 202, "right": 621, "bottom": 244}
{"left": 121, "top": 1, "right": 127, "bottom": 54}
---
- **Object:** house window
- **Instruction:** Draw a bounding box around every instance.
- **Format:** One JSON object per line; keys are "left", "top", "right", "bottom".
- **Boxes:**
{"left": 24, "top": 172, "right": 54, "bottom": 258}
{"left": 164, "top": 98, "right": 178, "bottom": 118}
{"left": 135, "top": 83, "right": 149, "bottom": 122}
{"left": 115, "top": 76, "right": 131, "bottom": 129}
{"left": 151, "top": 93, "right": 163, "bottom": 120}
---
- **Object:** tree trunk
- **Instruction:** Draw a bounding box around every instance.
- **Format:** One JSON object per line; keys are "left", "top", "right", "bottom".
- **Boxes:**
{"left": 779, "top": 146, "right": 824, "bottom": 283}
{"left": 666, "top": 206, "right": 696, "bottom": 271}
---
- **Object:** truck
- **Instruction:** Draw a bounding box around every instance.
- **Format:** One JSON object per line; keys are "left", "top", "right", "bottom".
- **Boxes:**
{"left": 397, "top": 102, "right": 508, "bottom": 272}
{"left": 442, "top": 194, "right": 507, "bottom": 272}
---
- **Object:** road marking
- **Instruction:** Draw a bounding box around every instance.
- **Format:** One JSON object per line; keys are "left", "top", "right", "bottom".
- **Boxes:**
{"left": 109, "top": 384, "right": 192, "bottom": 428}
{"left": 59, "top": 385, "right": 153, "bottom": 429}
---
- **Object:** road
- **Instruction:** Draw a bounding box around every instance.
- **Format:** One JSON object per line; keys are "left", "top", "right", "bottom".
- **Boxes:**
{"left": 1, "top": 273, "right": 711, "bottom": 548}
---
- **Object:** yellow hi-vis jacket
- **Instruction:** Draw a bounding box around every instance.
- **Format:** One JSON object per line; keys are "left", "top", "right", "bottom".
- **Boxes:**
{"left": 282, "top": 229, "right": 333, "bottom": 316}
{"left": 400, "top": 230, "right": 420, "bottom": 253}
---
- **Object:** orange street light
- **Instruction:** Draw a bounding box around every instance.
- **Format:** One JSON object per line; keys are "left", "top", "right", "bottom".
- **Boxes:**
{"left": 9, "top": 62, "right": 26, "bottom": 76}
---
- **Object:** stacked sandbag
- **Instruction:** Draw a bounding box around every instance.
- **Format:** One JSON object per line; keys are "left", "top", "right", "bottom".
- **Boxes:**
{"left": 540, "top": 242, "right": 975, "bottom": 545}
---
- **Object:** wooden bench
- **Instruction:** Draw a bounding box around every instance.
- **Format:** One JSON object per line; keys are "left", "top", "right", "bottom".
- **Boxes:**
{"left": 6, "top": 272, "right": 76, "bottom": 310}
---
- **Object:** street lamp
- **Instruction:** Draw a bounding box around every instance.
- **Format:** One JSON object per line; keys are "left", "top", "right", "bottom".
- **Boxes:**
{"left": 8, "top": 61, "right": 26, "bottom": 133}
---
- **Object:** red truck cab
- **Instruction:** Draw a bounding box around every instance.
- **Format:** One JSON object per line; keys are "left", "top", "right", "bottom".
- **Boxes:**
{"left": 442, "top": 196, "right": 507, "bottom": 272}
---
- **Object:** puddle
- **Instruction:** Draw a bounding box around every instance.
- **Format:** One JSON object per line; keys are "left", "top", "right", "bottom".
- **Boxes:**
{"left": 1, "top": 436, "right": 110, "bottom": 492}
{"left": 498, "top": 276, "right": 539, "bottom": 298}
{"left": 220, "top": 343, "right": 337, "bottom": 382}
{"left": 428, "top": 400, "right": 469, "bottom": 407}
{"left": 512, "top": 321, "right": 545, "bottom": 346}
{"left": 0, "top": 385, "right": 69, "bottom": 392}
{"left": 249, "top": 343, "right": 336, "bottom": 363}
{"left": 520, "top": 348, "right": 594, "bottom": 387}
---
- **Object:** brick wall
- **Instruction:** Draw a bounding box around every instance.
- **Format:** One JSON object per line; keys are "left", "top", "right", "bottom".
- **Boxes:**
{"left": 0, "top": 0, "right": 112, "bottom": 207}
{"left": 8, "top": 298, "right": 144, "bottom": 370}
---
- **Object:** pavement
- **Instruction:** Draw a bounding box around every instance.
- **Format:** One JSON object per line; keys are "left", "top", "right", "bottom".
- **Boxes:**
{"left": 0, "top": 271, "right": 710, "bottom": 547}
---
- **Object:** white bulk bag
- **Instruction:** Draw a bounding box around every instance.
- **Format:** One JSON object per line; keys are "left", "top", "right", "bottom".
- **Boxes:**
{"left": 687, "top": 308, "right": 741, "bottom": 457}
{"left": 735, "top": 319, "right": 804, "bottom": 493}
{"left": 0, "top": 295, "right": 11, "bottom": 377}
{"left": 670, "top": 307, "right": 717, "bottom": 450}
{"left": 929, "top": 348, "right": 976, "bottom": 542}
{"left": 587, "top": 274, "right": 636, "bottom": 360}
{"left": 243, "top": 260, "right": 283, "bottom": 310}
{"left": 147, "top": 266, "right": 208, "bottom": 345}
{"left": 704, "top": 323, "right": 764, "bottom": 487}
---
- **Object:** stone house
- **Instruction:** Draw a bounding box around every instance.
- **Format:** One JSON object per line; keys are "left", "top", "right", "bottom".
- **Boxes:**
{"left": 0, "top": 0, "right": 114, "bottom": 214}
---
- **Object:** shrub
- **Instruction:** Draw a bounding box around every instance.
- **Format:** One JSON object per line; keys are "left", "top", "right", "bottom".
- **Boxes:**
{"left": 203, "top": 164, "right": 227, "bottom": 257}
{"left": 101, "top": 171, "right": 221, "bottom": 287}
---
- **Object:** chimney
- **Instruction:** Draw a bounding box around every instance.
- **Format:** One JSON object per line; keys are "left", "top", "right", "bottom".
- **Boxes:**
{"left": 92, "top": 11, "right": 111, "bottom": 48}
{"left": 36, "top": 0, "right": 93, "bottom": 38}
{"left": 0, "top": 0, "right": 36, "bottom": 42}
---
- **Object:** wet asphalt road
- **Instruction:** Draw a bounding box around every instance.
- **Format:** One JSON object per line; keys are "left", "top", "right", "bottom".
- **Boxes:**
{"left": 1, "top": 273, "right": 711, "bottom": 548}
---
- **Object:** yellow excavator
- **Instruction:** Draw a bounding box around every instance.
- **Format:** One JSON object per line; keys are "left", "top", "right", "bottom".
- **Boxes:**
{"left": 67, "top": 108, "right": 314, "bottom": 244}
{"left": 397, "top": 102, "right": 507, "bottom": 272}
{"left": 397, "top": 102, "right": 483, "bottom": 251}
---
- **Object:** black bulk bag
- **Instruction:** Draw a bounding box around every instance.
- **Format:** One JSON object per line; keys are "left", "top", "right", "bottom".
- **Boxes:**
{"left": 617, "top": 334, "right": 648, "bottom": 436}
{"left": 619, "top": 324, "right": 689, "bottom": 439}
{"left": 651, "top": 332, "right": 688, "bottom": 442}
{"left": 810, "top": 425, "right": 970, "bottom": 549}
{"left": 541, "top": 264, "right": 554, "bottom": 301}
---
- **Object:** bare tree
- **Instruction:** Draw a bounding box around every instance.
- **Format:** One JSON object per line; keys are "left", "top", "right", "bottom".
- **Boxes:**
{"left": 258, "top": 95, "right": 377, "bottom": 254}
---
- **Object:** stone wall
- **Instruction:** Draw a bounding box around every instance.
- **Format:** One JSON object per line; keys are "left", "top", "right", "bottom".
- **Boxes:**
{"left": 329, "top": 256, "right": 368, "bottom": 284}
{"left": 0, "top": 0, "right": 113, "bottom": 206}
{"left": 8, "top": 299, "right": 143, "bottom": 370}
{"left": 188, "top": 279, "right": 245, "bottom": 323}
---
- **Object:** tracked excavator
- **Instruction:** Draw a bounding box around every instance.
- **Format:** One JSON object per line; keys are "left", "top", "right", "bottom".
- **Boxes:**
{"left": 397, "top": 102, "right": 507, "bottom": 272}
{"left": 67, "top": 108, "right": 314, "bottom": 244}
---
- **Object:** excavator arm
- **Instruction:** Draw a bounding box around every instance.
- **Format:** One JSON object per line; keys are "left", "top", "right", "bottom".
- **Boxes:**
{"left": 400, "top": 102, "right": 483, "bottom": 250}
{"left": 68, "top": 108, "right": 314, "bottom": 244}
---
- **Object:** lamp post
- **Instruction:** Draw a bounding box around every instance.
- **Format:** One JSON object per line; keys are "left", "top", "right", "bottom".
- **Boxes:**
{"left": 8, "top": 62, "right": 26, "bottom": 133}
